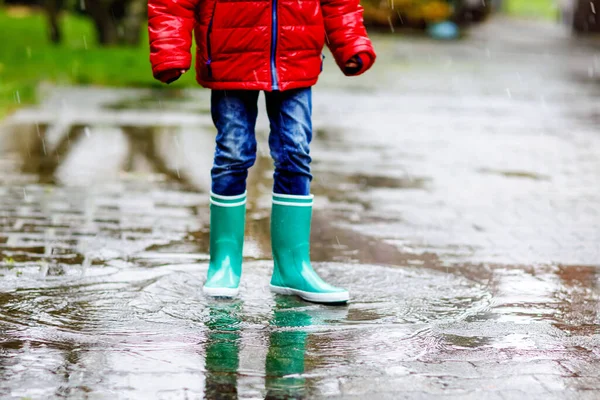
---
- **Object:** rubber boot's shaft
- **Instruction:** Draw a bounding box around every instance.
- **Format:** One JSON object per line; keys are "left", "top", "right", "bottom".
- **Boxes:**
{"left": 270, "top": 194, "right": 349, "bottom": 302}
{"left": 271, "top": 196, "right": 314, "bottom": 291}
{"left": 205, "top": 193, "right": 246, "bottom": 293}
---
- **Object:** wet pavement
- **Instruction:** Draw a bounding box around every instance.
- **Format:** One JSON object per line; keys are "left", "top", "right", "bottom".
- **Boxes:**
{"left": 1, "top": 17, "right": 600, "bottom": 399}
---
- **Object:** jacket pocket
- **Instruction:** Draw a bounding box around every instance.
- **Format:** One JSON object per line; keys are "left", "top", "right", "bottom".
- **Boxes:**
{"left": 206, "top": 2, "right": 217, "bottom": 79}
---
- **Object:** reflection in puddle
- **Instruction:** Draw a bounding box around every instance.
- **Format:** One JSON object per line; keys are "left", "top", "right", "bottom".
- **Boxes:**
{"left": 265, "top": 297, "right": 312, "bottom": 399}
{"left": 204, "top": 301, "right": 242, "bottom": 399}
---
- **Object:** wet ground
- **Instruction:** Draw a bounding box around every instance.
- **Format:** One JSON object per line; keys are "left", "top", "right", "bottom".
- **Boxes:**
{"left": 1, "top": 17, "right": 600, "bottom": 399}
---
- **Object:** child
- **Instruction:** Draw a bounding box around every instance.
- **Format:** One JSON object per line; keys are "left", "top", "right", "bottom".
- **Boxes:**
{"left": 149, "top": 0, "right": 376, "bottom": 303}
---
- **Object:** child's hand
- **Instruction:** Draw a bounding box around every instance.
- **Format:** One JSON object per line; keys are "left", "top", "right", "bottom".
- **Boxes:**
{"left": 157, "top": 69, "right": 188, "bottom": 84}
{"left": 344, "top": 55, "right": 362, "bottom": 75}
{"left": 345, "top": 56, "right": 361, "bottom": 68}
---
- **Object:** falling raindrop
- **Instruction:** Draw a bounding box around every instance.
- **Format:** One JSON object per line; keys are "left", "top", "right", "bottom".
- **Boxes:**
{"left": 26, "top": 47, "right": 32, "bottom": 58}
{"left": 14, "top": 91, "right": 20, "bottom": 104}
{"left": 83, "top": 35, "right": 88, "bottom": 50}
{"left": 80, "top": 0, "right": 86, "bottom": 10}
{"left": 591, "top": 2, "right": 596, "bottom": 14}
{"left": 82, "top": 254, "right": 91, "bottom": 269}
{"left": 506, "top": 88, "right": 512, "bottom": 98}
{"left": 84, "top": 127, "right": 91, "bottom": 137}
{"left": 388, "top": 16, "right": 395, "bottom": 33}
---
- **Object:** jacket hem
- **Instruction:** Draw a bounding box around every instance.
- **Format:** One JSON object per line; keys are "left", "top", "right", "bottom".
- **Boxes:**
{"left": 196, "top": 78, "right": 318, "bottom": 92}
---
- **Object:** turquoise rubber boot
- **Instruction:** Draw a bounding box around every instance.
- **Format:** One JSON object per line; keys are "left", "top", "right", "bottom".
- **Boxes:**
{"left": 270, "top": 193, "right": 349, "bottom": 304}
{"left": 203, "top": 192, "right": 246, "bottom": 297}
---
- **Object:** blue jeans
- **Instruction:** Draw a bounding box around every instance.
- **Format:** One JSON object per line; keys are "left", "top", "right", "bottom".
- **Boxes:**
{"left": 210, "top": 88, "right": 313, "bottom": 196}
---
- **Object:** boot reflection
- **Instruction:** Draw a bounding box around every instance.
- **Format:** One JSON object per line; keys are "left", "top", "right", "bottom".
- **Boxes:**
{"left": 204, "top": 300, "right": 243, "bottom": 400}
{"left": 265, "top": 297, "right": 312, "bottom": 400}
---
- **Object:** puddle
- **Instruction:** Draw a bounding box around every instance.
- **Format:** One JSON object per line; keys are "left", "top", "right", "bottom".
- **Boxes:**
{"left": 0, "top": 256, "right": 493, "bottom": 398}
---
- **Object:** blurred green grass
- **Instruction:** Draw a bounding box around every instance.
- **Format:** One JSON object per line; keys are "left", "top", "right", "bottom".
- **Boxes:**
{"left": 505, "top": 0, "right": 558, "bottom": 20}
{"left": 0, "top": 8, "right": 197, "bottom": 119}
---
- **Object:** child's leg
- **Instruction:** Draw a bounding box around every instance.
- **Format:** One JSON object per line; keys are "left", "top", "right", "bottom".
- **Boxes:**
{"left": 264, "top": 88, "right": 348, "bottom": 304}
{"left": 204, "top": 89, "right": 259, "bottom": 297}
{"left": 265, "top": 88, "right": 312, "bottom": 196}
{"left": 211, "top": 90, "right": 260, "bottom": 196}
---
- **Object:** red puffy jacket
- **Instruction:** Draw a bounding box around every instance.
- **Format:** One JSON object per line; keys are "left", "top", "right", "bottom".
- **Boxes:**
{"left": 148, "top": 0, "right": 376, "bottom": 91}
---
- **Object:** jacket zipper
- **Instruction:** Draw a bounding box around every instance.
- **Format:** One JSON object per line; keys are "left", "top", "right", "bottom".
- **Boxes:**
{"left": 270, "top": 0, "right": 279, "bottom": 90}
{"left": 206, "top": 5, "right": 216, "bottom": 79}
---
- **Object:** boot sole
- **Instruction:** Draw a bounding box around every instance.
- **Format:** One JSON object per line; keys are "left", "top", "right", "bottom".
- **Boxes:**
{"left": 203, "top": 286, "right": 239, "bottom": 298}
{"left": 270, "top": 285, "right": 349, "bottom": 304}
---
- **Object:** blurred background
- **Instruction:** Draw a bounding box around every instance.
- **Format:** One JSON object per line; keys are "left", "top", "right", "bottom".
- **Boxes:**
{"left": 0, "top": 0, "right": 599, "bottom": 119}
{"left": 1, "top": 1, "right": 600, "bottom": 399}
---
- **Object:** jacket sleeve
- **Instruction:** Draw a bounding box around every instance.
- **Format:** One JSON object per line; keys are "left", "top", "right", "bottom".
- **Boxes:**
{"left": 148, "top": 0, "right": 197, "bottom": 79}
{"left": 321, "top": 0, "right": 376, "bottom": 76}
